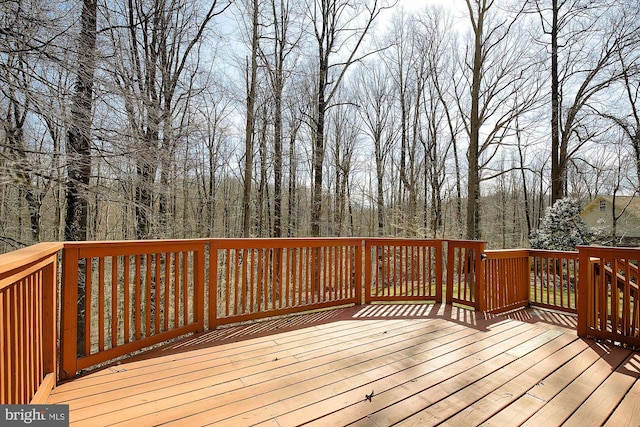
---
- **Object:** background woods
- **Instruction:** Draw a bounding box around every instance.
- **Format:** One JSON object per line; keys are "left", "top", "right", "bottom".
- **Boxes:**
{"left": 1, "top": 0, "right": 639, "bottom": 252}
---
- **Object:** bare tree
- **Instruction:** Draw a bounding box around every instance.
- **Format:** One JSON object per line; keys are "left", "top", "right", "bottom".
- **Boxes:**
{"left": 598, "top": 3, "right": 640, "bottom": 187}
{"left": 459, "top": 0, "right": 539, "bottom": 239}
{"left": 307, "top": 0, "right": 390, "bottom": 236}
{"left": 381, "top": 9, "right": 425, "bottom": 236}
{"left": 191, "top": 86, "right": 232, "bottom": 236}
{"left": 258, "top": 0, "right": 303, "bottom": 237}
{"left": 65, "top": 0, "right": 96, "bottom": 243}
{"left": 104, "top": 0, "right": 230, "bottom": 239}
{"left": 532, "top": 0, "right": 638, "bottom": 202}
{"left": 416, "top": 5, "right": 457, "bottom": 237}
{"left": 1, "top": 49, "right": 55, "bottom": 243}
{"left": 354, "top": 63, "right": 394, "bottom": 236}
{"left": 0, "top": 0, "right": 74, "bottom": 247}
{"left": 285, "top": 91, "right": 306, "bottom": 236}
{"left": 328, "top": 92, "right": 359, "bottom": 236}
{"left": 241, "top": 0, "right": 261, "bottom": 237}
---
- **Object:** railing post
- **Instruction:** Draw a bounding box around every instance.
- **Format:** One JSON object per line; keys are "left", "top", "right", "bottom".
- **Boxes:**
{"left": 576, "top": 245, "right": 589, "bottom": 338}
{"left": 445, "top": 241, "right": 453, "bottom": 305}
{"left": 208, "top": 240, "right": 218, "bottom": 330}
{"left": 435, "top": 240, "right": 443, "bottom": 304}
{"left": 194, "top": 242, "right": 206, "bottom": 333}
{"left": 523, "top": 251, "right": 532, "bottom": 307}
{"left": 60, "top": 246, "right": 79, "bottom": 380}
{"left": 42, "top": 257, "right": 58, "bottom": 382}
{"left": 355, "top": 240, "right": 363, "bottom": 305}
{"left": 476, "top": 241, "right": 486, "bottom": 312}
{"left": 363, "top": 240, "right": 371, "bottom": 304}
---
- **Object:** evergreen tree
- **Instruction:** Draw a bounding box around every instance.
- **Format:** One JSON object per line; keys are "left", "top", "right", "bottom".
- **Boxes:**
{"left": 529, "top": 198, "right": 590, "bottom": 250}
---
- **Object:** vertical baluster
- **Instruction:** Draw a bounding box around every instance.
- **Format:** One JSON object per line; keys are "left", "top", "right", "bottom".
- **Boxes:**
{"left": 232, "top": 249, "right": 243, "bottom": 315}
{"left": 112, "top": 255, "right": 119, "bottom": 348}
{"left": 98, "top": 257, "right": 105, "bottom": 351}
{"left": 250, "top": 249, "right": 256, "bottom": 314}
{"left": 124, "top": 255, "right": 131, "bottom": 343}
{"left": 173, "top": 252, "right": 179, "bottom": 329}
{"left": 183, "top": 251, "right": 189, "bottom": 326}
{"left": 85, "top": 259, "right": 92, "bottom": 356}
{"left": 291, "top": 248, "right": 298, "bottom": 306}
{"left": 257, "top": 248, "right": 264, "bottom": 312}
{"left": 154, "top": 253, "right": 161, "bottom": 335}
{"left": 145, "top": 254, "right": 152, "bottom": 337}
{"left": 134, "top": 255, "right": 141, "bottom": 340}
{"left": 163, "top": 252, "right": 170, "bottom": 332}
{"left": 1, "top": 289, "right": 6, "bottom": 403}
{"left": 224, "top": 249, "right": 230, "bottom": 317}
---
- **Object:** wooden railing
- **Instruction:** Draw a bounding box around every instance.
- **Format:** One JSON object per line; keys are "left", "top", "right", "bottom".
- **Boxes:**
{"left": 483, "top": 249, "right": 530, "bottom": 314}
{"left": 529, "top": 249, "right": 579, "bottom": 312}
{"left": 365, "top": 239, "right": 443, "bottom": 304}
{"left": 0, "top": 242, "right": 61, "bottom": 404}
{"left": 60, "top": 240, "right": 206, "bottom": 379}
{"left": 578, "top": 245, "right": 640, "bottom": 348}
{"left": 452, "top": 248, "right": 578, "bottom": 315}
{"left": 209, "top": 238, "right": 362, "bottom": 328}
{"left": 5, "top": 238, "right": 640, "bottom": 403}
{"left": 446, "top": 240, "right": 485, "bottom": 309}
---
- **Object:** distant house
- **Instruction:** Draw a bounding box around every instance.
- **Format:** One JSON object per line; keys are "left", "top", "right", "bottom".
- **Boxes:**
{"left": 580, "top": 196, "right": 640, "bottom": 246}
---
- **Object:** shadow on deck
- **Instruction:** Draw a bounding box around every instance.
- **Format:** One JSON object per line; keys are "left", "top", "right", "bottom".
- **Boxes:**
{"left": 47, "top": 304, "right": 640, "bottom": 426}
{"left": 128, "top": 303, "right": 575, "bottom": 362}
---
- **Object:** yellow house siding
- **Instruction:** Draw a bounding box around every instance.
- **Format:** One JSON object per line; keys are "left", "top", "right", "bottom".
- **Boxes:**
{"left": 580, "top": 196, "right": 640, "bottom": 239}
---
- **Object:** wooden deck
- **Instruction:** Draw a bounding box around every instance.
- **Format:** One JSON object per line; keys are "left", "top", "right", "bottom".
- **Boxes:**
{"left": 47, "top": 304, "right": 640, "bottom": 426}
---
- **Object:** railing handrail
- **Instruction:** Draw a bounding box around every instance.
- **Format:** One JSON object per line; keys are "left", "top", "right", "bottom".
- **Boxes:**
{"left": 527, "top": 248, "right": 579, "bottom": 256}
{"left": 0, "top": 242, "right": 62, "bottom": 290}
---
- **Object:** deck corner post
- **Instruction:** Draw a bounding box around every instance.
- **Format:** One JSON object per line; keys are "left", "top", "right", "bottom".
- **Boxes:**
{"left": 60, "top": 245, "right": 79, "bottom": 380}
{"left": 476, "top": 241, "right": 487, "bottom": 312}
{"left": 576, "top": 245, "right": 589, "bottom": 338}
{"left": 362, "top": 239, "right": 371, "bottom": 305}
{"left": 208, "top": 240, "right": 219, "bottom": 330}
{"left": 42, "top": 254, "right": 59, "bottom": 384}
{"left": 355, "top": 240, "right": 364, "bottom": 305}
{"left": 435, "top": 240, "right": 443, "bottom": 304}
{"left": 524, "top": 250, "right": 532, "bottom": 307}
{"left": 445, "top": 240, "right": 453, "bottom": 305}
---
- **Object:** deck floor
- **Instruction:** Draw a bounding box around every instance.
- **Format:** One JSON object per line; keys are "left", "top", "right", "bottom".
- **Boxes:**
{"left": 47, "top": 304, "right": 640, "bottom": 426}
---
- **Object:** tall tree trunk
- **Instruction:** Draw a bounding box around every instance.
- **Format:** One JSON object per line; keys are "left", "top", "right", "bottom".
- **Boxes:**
{"left": 272, "top": 1, "right": 285, "bottom": 238}
{"left": 311, "top": 56, "right": 326, "bottom": 237}
{"left": 287, "top": 115, "right": 300, "bottom": 236}
{"left": 65, "top": 0, "right": 97, "bottom": 357}
{"left": 273, "top": 83, "right": 283, "bottom": 238}
{"left": 242, "top": 0, "right": 259, "bottom": 238}
{"left": 466, "top": 0, "right": 483, "bottom": 240}
{"left": 257, "top": 106, "right": 268, "bottom": 237}
{"left": 516, "top": 121, "right": 533, "bottom": 236}
{"left": 375, "top": 137, "right": 385, "bottom": 236}
{"left": 310, "top": 0, "right": 383, "bottom": 236}
{"left": 550, "top": 0, "right": 563, "bottom": 203}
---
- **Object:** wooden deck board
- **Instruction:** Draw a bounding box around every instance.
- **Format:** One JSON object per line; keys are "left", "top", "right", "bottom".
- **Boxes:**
{"left": 214, "top": 323, "right": 540, "bottom": 427}
{"left": 368, "top": 333, "right": 580, "bottom": 426}
{"left": 479, "top": 342, "right": 607, "bottom": 426}
{"left": 603, "top": 354, "right": 640, "bottom": 427}
{"left": 46, "top": 305, "right": 640, "bottom": 427}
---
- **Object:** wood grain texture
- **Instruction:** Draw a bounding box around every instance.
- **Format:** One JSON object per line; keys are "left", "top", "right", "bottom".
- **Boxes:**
{"left": 46, "top": 305, "right": 640, "bottom": 427}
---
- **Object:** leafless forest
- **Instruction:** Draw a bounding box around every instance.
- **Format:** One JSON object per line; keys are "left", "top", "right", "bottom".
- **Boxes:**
{"left": 2, "top": 0, "right": 639, "bottom": 253}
